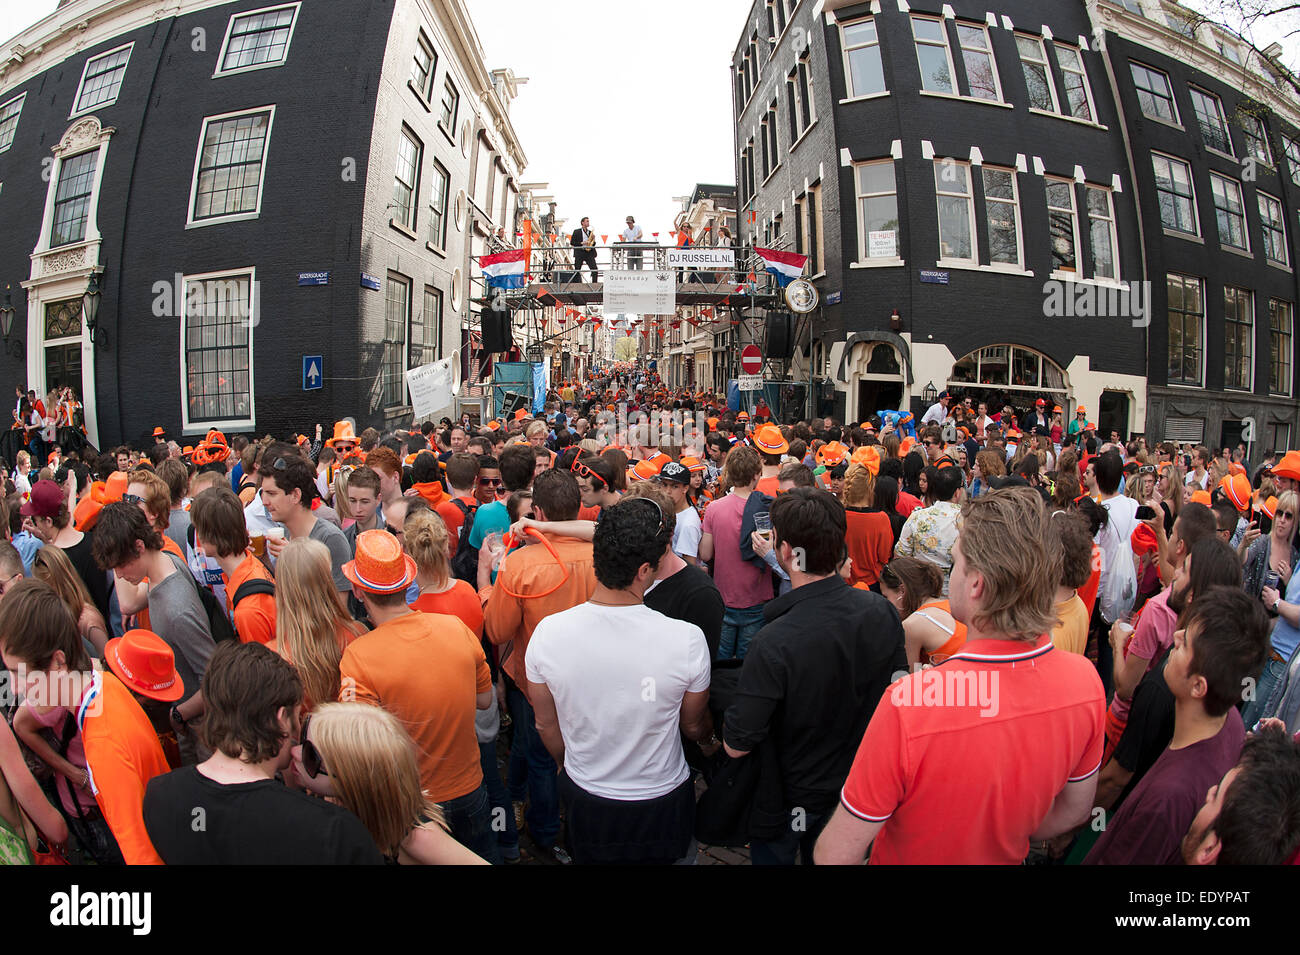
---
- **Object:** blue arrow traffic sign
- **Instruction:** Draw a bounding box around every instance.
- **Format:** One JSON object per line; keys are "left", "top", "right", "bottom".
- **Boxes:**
{"left": 303, "top": 355, "right": 323, "bottom": 391}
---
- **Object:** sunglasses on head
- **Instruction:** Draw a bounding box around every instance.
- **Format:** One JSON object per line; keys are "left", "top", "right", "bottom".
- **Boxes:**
{"left": 298, "top": 715, "right": 329, "bottom": 779}
{"left": 123, "top": 493, "right": 145, "bottom": 505}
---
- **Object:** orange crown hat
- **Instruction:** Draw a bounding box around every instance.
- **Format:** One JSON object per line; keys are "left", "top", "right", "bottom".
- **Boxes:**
{"left": 752, "top": 424, "right": 789, "bottom": 456}
{"left": 1220, "top": 473, "right": 1253, "bottom": 513}
{"left": 706, "top": 416, "right": 720, "bottom": 433}
{"left": 850, "top": 445, "right": 881, "bottom": 476}
{"left": 815, "top": 441, "right": 848, "bottom": 467}
{"left": 1272, "top": 450, "right": 1300, "bottom": 482}
{"left": 342, "top": 530, "right": 418, "bottom": 595}
{"left": 325, "top": 421, "right": 358, "bottom": 448}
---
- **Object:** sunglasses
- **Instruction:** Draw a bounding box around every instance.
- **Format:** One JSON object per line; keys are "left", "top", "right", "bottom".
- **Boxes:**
{"left": 570, "top": 459, "right": 607, "bottom": 489}
{"left": 478, "top": 477, "right": 503, "bottom": 487}
{"left": 123, "top": 493, "right": 145, "bottom": 505}
{"left": 298, "top": 716, "right": 329, "bottom": 778}
{"left": 1280, "top": 511, "right": 1296, "bottom": 522}
{"left": 1138, "top": 465, "right": 1156, "bottom": 475}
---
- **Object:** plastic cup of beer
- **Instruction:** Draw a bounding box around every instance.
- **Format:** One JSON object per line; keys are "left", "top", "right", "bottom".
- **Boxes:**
{"left": 265, "top": 526, "right": 286, "bottom": 558}
{"left": 251, "top": 534, "right": 266, "bottom": 558}
{"left": 754, "top": 511, "right": 772, "bottom": 543}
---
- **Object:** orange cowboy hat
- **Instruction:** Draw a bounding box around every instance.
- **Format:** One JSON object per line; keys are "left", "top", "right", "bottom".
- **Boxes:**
{"left": 1261, "top": 495, "right": 1279, "bottom": 520}
{"left": 342, "top": 530, "right": 417, "bottom": 595}
{"left": 1220, "top": 473, "right": 1252, "bottom": 513}
{"left": 104, "top": 630, "right": 185, "bottom": 703}
{"left": 1272, "top": 450, "right": 1300, "bottom": 481}
{"left": 752, "top": 424, "right": 788, "bottom": 455}
{"left": 629, "top": 459, "right": 661, "bottom": 482}
{"left": 152, "top": 427, "right": 165, "bottom": 437}
{"left": 325, "top": 421, "right": 359, "bottom": 448}
{"left": 679, "top": 456, "right": 706, "bottom": 473}
{"left": 815, "top": 441, "right": 848, "bottom": 467}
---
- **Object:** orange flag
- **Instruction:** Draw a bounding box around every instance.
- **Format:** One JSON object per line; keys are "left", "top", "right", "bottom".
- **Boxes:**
{"left": 601, "top": 235, "right": 608, "bottom": 244}
{"left": 523, "top": 219, "right": 533, "bottom": 267}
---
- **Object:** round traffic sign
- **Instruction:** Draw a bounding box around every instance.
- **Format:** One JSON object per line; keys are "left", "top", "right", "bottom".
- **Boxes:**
{"left": 741, "top": 345, "right": 762, "bottom": 374}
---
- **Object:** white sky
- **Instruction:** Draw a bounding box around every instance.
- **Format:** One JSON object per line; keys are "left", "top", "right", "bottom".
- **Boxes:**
{"left": 1, "top": 0, "right": 1295, "bottom": 241}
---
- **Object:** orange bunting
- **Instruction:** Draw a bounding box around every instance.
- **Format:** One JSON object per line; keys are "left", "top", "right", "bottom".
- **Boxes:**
{"left": 600, "top": 235, "right": 608, "bottom": 244}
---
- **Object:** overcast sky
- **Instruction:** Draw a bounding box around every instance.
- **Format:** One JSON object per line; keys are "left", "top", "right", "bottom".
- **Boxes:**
{"left": 1, "top": 0, "right": 1295, "bottom": 241}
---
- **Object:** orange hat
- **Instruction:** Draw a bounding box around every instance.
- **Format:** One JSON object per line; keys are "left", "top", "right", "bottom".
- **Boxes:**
{"left": 1076, "top": 406, "right": 1087, "bottom": 415}
{"left": 182, "top": 445, "right": 194, "bottom": 456}
{"left": 203, "top": 429, "right": 228, "bottom": 449}
{"left": 1052, "top": 405, "right": 1062, "bottom": 413}
{"left": 736, "top": 411, "right": 750, "bottom": 421}
{"left": 815, "top": 441, "right": 848, "bottom": 467}
{"left": 296, "top": 434, "right": 310, "bottom": 446}
{"left": 1191, "top": 489, "right": 1212, "bottom": 506}
{"left": 514, "top": 408, "right": 530, "bottom": 421}
{"left": 325, "top": 421, "right": 358, "bottom": 448}
{"left": 47, "top": 451, "right": 59, "bottom": 464}
{"left": 1130, "top": 523, "right": 1159, "bottom": 556}
{"left": 103, "top": 471, "right": 129, "bottom": 504}
{"left": 706, "top": 416, "right": 719, "bottom": 432}
{"left": 152, "top": 427, "right": 165, "bottom": 437}
{"left": 753, "top": 424, "right": 789, "bottom": 455}
{"left": 850, "top": 446, "right": 881, "bottom": 476}
{"left": 1084, "top": 422, "right": 1096, "bottom": 431}
{"left": 487, "top": 420, "right": 502, "bottom": 432}
{"left": 104, "top": 630, "right": 184, "bottom": 702}
{"left": 647, "top": 451, "right": 671, "bottom": 470}
{"left": 73, "top": 481, "right": 107, "bottom": 532}
{"left": 1228, "top": 462, "right": 1247, "bottom": 476}
{"left": 1220, "top": 473, "right": 1252, "bottom": 513}
{"left": 899, "top": 436, "right": 917, "bottom": 457}
{"left": 342, "top": 529, "right": 417, "bottom": 594}
{"left": 1272, "top": 450, "right": 1300, "bottom": 481}
{"left": 680, "top": 456, "right": 706, "bottom": 473}
{"left": 1262, "top": 495, "right": 1279, "bottom": 519}
{"left": 631, "top": 459, "right": 661, "bottom": 482}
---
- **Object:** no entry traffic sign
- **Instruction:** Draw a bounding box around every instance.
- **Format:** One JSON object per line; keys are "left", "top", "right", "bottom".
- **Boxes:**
{"left": 740, "top": 344, "right": 762, "bottom": 374}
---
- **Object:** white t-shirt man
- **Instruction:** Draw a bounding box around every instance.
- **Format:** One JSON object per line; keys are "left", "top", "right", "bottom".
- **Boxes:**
{"left": 525, "top": 602, "right": 710, "bottom": 801}
{"left": 620, "top": 223, "right": 643, "bottom": 243}
{"left": 672, "top": 506, "right": 702, "bottom": 560}
{"left": 922, "top": 401, "right": 949, "bottom": 425}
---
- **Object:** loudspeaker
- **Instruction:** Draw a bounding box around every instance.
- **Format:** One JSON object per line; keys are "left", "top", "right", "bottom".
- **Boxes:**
{"left": 501, "top": 391, "right": 529, "bottom": 415}
{"left": 765, "top": 312, "right": 793, "bottom": 359}
{"left": 481, "top": 308, "right": 513, "bottom": 353}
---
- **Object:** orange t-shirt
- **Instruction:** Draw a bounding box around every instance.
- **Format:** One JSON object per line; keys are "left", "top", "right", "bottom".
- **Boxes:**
{"left": 411, "top": 580, "right": 484, "bottom": 638}
{"left": 435, "top": 495, "right": 478, "bottom": 550}
{"left": 339, "top": 611, "right": 490, "bottom": 802}
{"left": 225, "top": 551, "right": 275, "bottom": 645}
{"left": 844, "top": 508, "right": 894, "bottom": 588}
{"left": 577, "top": 504, "right": 602, "bottom": 522}
{"left": 79, "top": 670, "right": 171, "bottom": 865}
{"left": 756, "top": 475, "right": 781, "bottom": 498}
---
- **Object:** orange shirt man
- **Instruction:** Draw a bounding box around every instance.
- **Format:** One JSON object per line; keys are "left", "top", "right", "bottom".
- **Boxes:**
{"left": 189, "top": 486, "right": 276, "bottom": 645}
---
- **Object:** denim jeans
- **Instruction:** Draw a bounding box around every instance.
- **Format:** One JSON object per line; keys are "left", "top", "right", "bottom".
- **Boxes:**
{"left": 1242, "top": 654, "right": 1288, "bottom": 729}
{"left": 505, "top": 680, "right": 561, "bottom": 848}
{"left": 749, "top": 809, "right": 829, "bottom": 866}
{"left": 440, "top": 783, "right": 501, "bottom": 864}
{"left": 718, "top": 604, "right": 766, "bottom": 661}
{"left": 479, "top": 740, "right": 519, "bottom": 859}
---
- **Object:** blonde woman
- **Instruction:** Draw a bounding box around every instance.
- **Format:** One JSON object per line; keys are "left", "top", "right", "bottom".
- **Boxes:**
{"left": 1153, "top": 464, "right": 1184, "bottom": 535}
{"left": 271, "top": 539, "right": 368, "bottom": 710}
{"left": 842, "top": 462, "right": 892, "bottom": 589}
{"left": 293, "top": 703, "right": 486, "bottom": 865}
{"left": 332, "top": 466, "right": 355, "bottom": 524}
{"left": 404, "top": 509, "right": 483, "bottom": 637}
{"left": 32, "top": 546, "right": 109, "bottom": 654}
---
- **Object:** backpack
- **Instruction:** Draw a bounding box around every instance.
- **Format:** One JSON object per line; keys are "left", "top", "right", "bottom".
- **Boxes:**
{"left": 449, "top": 498, "right": 482, "bottom": 583}
{"left": 171, "top": 553, "right": 238, "bottom": 643}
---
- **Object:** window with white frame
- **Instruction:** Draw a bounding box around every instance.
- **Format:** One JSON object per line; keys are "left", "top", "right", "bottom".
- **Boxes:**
{"left": 1285, "top": 136, "right": 1300, "bottom": 188}
{"left": 1017, "top": 34, "right": 1058, "bottom": 112}
{"left": 189, "top": 108, "right": 273, "bottom": 224}
{"left": 383, "top": 274, "right": 410, "bottom": 407}
{"left": 411, "top": 31, "right": 437, "bottom": 101}
{"left": 429, "top": 159, "right": 449, "bottom": 249}
{"left": 1188, "top": 87, "right": 1231, "bottom": 153}
{"left": 1086, "top": 185, "right": 1118, "bottom": 280}
{"left": 216, "top": 4, "right": 298, "bottom": 75}
{"left": 1270, "top": 299, "right": 1292, "bottom": 396}
{"left": 1269, "top": 421, "right": 1292, "bottom": 454}
{"left": 1130, "top": 62, "right": 1179, "bottom": 124}
{"left": 72, "top": 44, "right": 131, "bottom": 115}
{"left": 1167, "top": 272, "right": 1204, "bottom": 386}
{"left": 855, "top": 160, "right": 899, "bottom": 260}
{"left": 1239, "top": 112, "right": 1272, "bottom": 165}
{"left": 1152, "top": 153, "right": 1198, "bottom": 235}
{"left": 50, "top": 151, "right": 98, "bottom": 248}
{"left": 0, "top": 94, "right": 24, "bottom": 153}
{"left": 439, "top": 78, "right": 459, "bottom": 134}
{"left": 392, "top": 126, "right": 421, "bottom": 232}
{"left": 912, "top": 16, "right": 955, "bottom": 94}
{"left": 787, "top": 52, "right": 815, "bottom": 142}
{"left": 934, "top": 159, "right": 974, "bottom": 262}
{"left": 1259, "top": 192, "right": 1288, "bottom": 266}
{"left": 1209, "top": 173, "right": 1248, "bottom": 251}
{"left": 1165, "top": 11, "right": 1198, "bottom": 39}
{"left": 1045, "top": 178, "right": 1079, "bottom": 273}
{"left": 182, "top": 271, "right": 254, "bottom": 427}
{"left": 956, "top": 22, "right": 1001, "bottom": 101}
{"left": 841, "top": 18, "right": 885, "bottom": 98}
{"left": 1224, "top": 286, "right": 1253, "bottom": 391}
{"left": 982, "top": 167, "right": 1021, "bottom": 267}
{"left": 1054, "top": 44, "right": 1095, "bottom": 121}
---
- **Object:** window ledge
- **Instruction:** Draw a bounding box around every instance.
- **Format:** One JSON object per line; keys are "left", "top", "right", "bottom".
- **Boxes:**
{"left": 919, "top": 90, "right": 1013, "bottom": 109}
{"left": 761, "top": 163, "right": 782, "bottom": 189}
{"left": 1163, "top": 228, "right": 1203, "bottom": 243}
{"left": 408, "top": 80, "right": 433, "bottom": 113}
{"left": 839, "top": 91, "right": 890, "bottom": 105}
{"left": 933, "top": 260, "right": 1034, "bottom": 277}
{"left": 789, "top": 118, "right": 819, "bottom": 154}
{"left": 425, "top": 241, "right": 447, "bottom": 258}
{"left": 1049, "top": 273, "right": 1128, "bottom": 288}
{"left": 1206, "top": 146, "right": 1238, "bottom": 163}
{"left": 1026, "top": 107, "right": 1108, "bottom": 131}
{"left": 438, "top": 122, "right": 456, "bottom": 147}
{"left": 1142, "top": 114, "right": 1185, "bottom": 132}
{"left": 1222, "top": 244, "right": 1254, "bottom": 259}
{"left": 390, "top": 219, "right": 418, "bottom": 240}
{"left": 186, "top": 210, "right": 261, "bottom": 230}
{"left": 1267, "top": 260, "right": 1293, "bottom": 273}
{"left": 1165, "top": 382, "right": 1206, "bottom": 391}
{"left": 850, "top": 258, "right": 906, "bottom": 269}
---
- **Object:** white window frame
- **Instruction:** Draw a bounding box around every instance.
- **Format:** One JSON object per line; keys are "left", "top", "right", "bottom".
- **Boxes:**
{"left": 1017, "top": 33, "right": 1059, "bottom": 113}
{"left": 1053, "top": 43, "right": 1095, "bottom": 122}
{"left": 1130, "top": 60, "right": 1181, "bottom": 126}
{"left": 428, "top": 158, "right": 450, "bottom": 251}
{"left": 1152, "top": 151, "right": 1200, "bottom": 237}
{"left": 956, "top": 20, "right": 1003, "bottom": 102}
{"left": 1085, "top": 185, "right": 1120, "bottom": 281}
{"left": 439, "top": 78, "right": 460, "bottom": 137}
{"left": 212, "top": 2, "right": 301, "bottom": 79}
{"left": 1284, "top": 136, "right": 1300, "bottom": 189}
{"left": 840, "top": 16, "right": 887, "bottom": 100}
{"left": 0, "top": 93, "right": 25, "bottom": 154}
{"left": 69, "top": 42, "right": 133, "bottom": 119}
{"left": 1209, "top": 172, "right": 1249, "bottom": 253}
{"left": 912, "top": 15, "right": 957, "bottom": 96}
{"left": 185, "top": 105, "right": 276, "bottom": 229}
{"left": 934, "top": 158, "right": 976, "bottom": 265}
{"left": 1167, "top": 272, "right": 1205, "bottom": 388}
{"left": 1239, "top": 112, "right": 1273, "bottom": 166}
{"left": 1188, "top": 86, "right": 1233, "bottom": 156}
{"left": 178, "top": 267, "right": 257, "bottom": 434}
{"left": 1259, "top": 191, "right": 1289, "bottom": 267}
{"left": 1045, "top": 176, "right": 1081, "bottom": 277}
{"left": 1269, "top": 299, "right": 1293, "bottom": 397}
{"left": 411, "top": 29, "right": 437, "bottom": 103}
{"left": 982, "top": 166, "right": 1023, "bottom": 270}
{"left": 1223, "top": 286, "right": 1254, "bottom": 392}
{"left": 392, "top": 125, "right": 422, "bottom": 234}
{"left": 854, "top": 158, "right": 901, "bottom": 264}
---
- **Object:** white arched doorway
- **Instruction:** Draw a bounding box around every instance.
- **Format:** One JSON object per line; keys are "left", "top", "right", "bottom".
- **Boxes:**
{"left": 849, "top": 341, "right": 905, "bottom": 422}
{"left": 947, "top": 344, "right": 1068, "bottom": 409}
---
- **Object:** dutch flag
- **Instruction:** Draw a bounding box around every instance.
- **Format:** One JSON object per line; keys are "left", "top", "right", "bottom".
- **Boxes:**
{"left": 481, "top": 249, "right": 528, "bottom": 290}
{"left": 754, "top": 247, "right": 808, "bottom": 288}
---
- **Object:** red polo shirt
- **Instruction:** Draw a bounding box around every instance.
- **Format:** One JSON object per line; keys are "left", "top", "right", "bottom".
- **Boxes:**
{"left": 840, "top": 635, "right": 1104, "bottom": 864}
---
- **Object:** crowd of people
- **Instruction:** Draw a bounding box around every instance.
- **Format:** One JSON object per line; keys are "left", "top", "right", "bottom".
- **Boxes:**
{"left": 0, "top": 366, "right": 1297, "bottom": 867}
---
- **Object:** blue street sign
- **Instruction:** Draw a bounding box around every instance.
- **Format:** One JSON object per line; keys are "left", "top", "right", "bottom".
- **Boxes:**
{"left": 303, "top": 355, "right": 323, "bottom": 391}
{"left": 298, "top": 271, "right": 330, "bottom": 286}
{"left": 919, "top": 270, "right": 950, "bottom": 285}
{"left": 826, "top": 290, "right": 842, "bottom": 305}
{"left": 360, "top": 273, "right": 381, "bottom": 291}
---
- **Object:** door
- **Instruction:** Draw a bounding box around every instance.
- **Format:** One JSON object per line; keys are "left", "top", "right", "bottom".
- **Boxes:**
{"left": 858, "top": 381, "right": 904, "bottom": 423}
{"left": 1099, "top": 390, "right": 1130, "bottom": 443}
{"left": 44, "top": 342, "right": 82, "bottom": 394}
